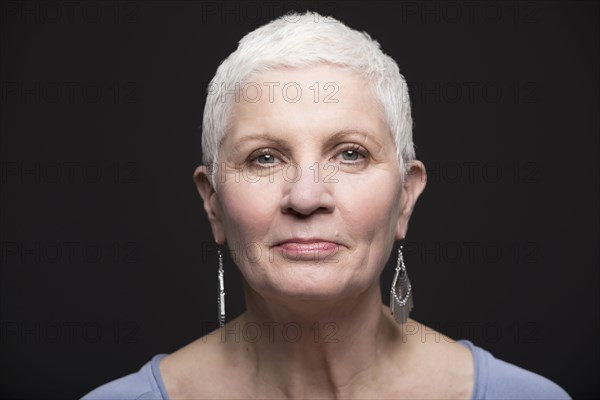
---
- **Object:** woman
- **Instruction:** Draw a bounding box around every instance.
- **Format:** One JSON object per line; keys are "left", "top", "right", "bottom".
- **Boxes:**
{"left": 83, "top": 11, "right": 570, "bottom": 399}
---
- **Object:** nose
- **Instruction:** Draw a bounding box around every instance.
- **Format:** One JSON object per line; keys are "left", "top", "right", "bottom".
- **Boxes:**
{"left": 280, "top": 162, "right": 335, "bottom": 216}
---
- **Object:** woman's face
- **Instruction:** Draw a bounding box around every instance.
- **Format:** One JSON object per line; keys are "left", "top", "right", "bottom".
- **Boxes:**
{"left": 195, "top": 64, "right": 426, "bottom": 301}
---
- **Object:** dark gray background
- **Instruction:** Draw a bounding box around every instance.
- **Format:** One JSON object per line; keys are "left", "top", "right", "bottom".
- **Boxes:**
{"left": 1, "top": 1, "right": 598, "bottom": 398}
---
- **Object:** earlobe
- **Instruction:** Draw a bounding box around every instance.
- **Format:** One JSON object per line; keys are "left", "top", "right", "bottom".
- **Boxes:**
{"left": 193, "top": 165, "right": 227, "bottom": 244}
{"left": 395, "top": 160, "right": 427, "bottom": 240}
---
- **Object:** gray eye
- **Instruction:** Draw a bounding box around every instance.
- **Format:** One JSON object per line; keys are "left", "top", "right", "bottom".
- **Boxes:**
{"left": 342, "top": 150, "right": 359, "bottom": 161}
{"left": 257, "top": 154, "right": 275, "bottom": 164}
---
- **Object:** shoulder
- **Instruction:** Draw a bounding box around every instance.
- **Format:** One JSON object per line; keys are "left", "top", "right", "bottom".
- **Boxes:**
{"left": 81, "top": 354, "right": 169, "bottom": 400}
{"left": 458, "top": 340, "right": 571, "bottom": 400}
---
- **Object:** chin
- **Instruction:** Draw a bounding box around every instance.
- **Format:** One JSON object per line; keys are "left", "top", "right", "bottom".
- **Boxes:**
{"left": 259, "top": 267, "right": 369, "bottom": 301}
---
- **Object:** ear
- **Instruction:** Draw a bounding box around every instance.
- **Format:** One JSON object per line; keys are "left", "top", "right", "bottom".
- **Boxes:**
{"left": 395, "top": 160, "right": 427, "bottom": 240}
{"left": 193, "top": 165, "right": 226, "bottom": 244}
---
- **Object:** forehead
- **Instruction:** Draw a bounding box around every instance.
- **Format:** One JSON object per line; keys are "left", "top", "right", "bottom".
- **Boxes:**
{"left": 225, "top": 64, "right": 391, "bottom": 146}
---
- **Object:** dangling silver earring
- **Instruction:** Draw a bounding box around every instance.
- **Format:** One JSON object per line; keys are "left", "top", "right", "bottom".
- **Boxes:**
{"left": 390, "top": 244, "right": 413, "bottom": 324}
{"left": 217, "top": 248, "right": 225, "bottom": 328}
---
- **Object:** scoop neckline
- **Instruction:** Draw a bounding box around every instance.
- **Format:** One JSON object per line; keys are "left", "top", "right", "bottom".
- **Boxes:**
{"left": 149, "top": 341, "right": 479, "bottom": 400}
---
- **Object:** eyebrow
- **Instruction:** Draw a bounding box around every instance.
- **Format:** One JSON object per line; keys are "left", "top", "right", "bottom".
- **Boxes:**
{"left": 324, "top": 129, "right": 382, "bottom": 149}
{"left": 232, "top": 134, "right": 292, "bottom": 155}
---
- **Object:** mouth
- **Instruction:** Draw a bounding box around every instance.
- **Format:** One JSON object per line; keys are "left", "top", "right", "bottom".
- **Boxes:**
{"left": 273, "top": 238, "right": 341, "bottom": 261}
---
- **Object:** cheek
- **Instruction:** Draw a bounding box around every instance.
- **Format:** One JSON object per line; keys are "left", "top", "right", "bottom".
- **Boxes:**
{"left": 336, "top": 172, "right": 402, "bottom": 239}
{"left": 218, "top": 181, "right": 280, "bottom": 246}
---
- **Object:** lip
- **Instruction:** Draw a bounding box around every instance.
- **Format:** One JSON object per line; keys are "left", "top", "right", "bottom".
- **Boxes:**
{"left": 275, "top": 238, "right": 339, "bottom": 246}
{"left": 273, "top": 238, "right": 341, "bottom": 260}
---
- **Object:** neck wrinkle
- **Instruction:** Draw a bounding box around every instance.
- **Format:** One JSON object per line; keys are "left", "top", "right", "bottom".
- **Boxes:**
{"left": 234, "top": 280, "right": 404, "bottom": 399}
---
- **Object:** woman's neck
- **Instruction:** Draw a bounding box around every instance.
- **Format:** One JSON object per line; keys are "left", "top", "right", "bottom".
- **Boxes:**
{"left": 230, "top": 281, "right": 411, "bottom": 399}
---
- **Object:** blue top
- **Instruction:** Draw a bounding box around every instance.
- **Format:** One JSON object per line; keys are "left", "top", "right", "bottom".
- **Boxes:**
{"left": 81, "top": 340, "right": 571, "bottom": 399}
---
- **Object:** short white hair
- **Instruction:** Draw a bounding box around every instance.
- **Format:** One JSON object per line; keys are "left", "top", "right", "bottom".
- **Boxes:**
{"left": 202, "top": 10, "right": 415, "bottom": 188}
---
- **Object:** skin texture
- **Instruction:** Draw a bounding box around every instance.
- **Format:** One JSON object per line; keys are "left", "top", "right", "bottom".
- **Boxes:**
{"left": 159, "top": 64, "right": 473, "bottom": 399}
